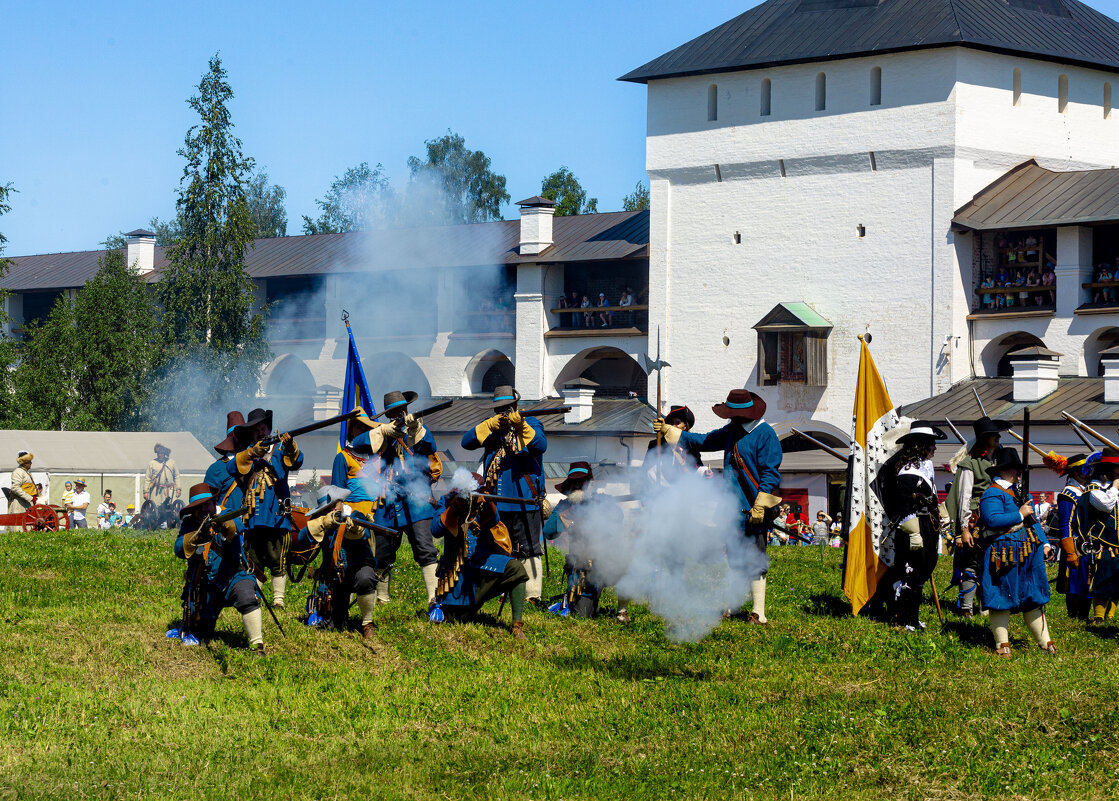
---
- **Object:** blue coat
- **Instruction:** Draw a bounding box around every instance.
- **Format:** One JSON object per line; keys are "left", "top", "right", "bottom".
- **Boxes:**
{"left": 293, "top": 512, "right": 376, "bottom": 576}
{"left": 203, "top": 457, "right": 235, "bottom": 500}
{"left": 679, "top": 420, "right": 782, "bottom": 534}
{"left": 461, "top": 417, "right": 547, "bottom": 516}
{"left": 225, "top": 446, "right": 303, "bottom": 531}
{"left": 174, "top": 516, "right": 255, "bottom": 611}
{"left": 978, "top": 484, "right": 1051, "bottom": 611}
{"left": 430, "top": 501, "right": 515, "bottom": 609}
{"left": 367, "top": 429, "right": 439, "bottom": 528}
{"left": 330, "top": 449, "right": 378, "bottom": 506}
{"left": 1057, "top": 483, "right": 1090, "bottom": 597}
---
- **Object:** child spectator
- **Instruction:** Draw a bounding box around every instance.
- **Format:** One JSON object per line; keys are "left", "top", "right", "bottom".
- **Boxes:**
{"left": 597, "top": 293, "right": 613, "bottom": 327}
{"left": 581, "top": 294, "right": 593, "bottom": 327}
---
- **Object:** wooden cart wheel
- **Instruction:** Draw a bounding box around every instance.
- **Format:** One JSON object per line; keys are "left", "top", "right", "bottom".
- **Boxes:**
{"left": 22, "top": 504, "right": 59, "bottom": 532}
{"left": 50, "top": 505, "right": 71, "bottom": 530}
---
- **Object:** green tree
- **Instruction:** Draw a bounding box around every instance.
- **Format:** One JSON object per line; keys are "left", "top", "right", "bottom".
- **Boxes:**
{"left": 302, "top": 162, "right": 392, "bottom": 234}
{"left": 12, "top": 249, "right": 159, "bottom": 431}
{"left": 622, "top": 181, "right": 650, "bottom": 212}
{"left": 0, "top": 183, "right": 17, "bottom": 426}
{"left": 246, "top": 170, "right": 288, "bottom": 238}
{"left": 406, "top": 131, "right": 509, "bottom": 224}
{"left": 147, "top": 216, "right": 183, "bottom": 246}
{"left": 540, "top": 167, "right": 598, "bottom": 217}
{"left": 151, "top": 54, "right": 268, "bottom": 442}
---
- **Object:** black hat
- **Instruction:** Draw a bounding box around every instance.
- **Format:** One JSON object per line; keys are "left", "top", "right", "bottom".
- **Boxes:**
{"left": 490, "top": 384, "right": 520, "bottom": 410}
{"left": 897, "top": 420, "right": 948, "bottom": 445}
{"left": 973, "top": 416, "right": 1012, "bottom": 439}
{"left": 214, "top": 410, "right": 246, "bottom": 454}
{"left": 1062, "top": 453, "right": 1090, "bottom": 476}
{"left": 664, "top": 405, "right": 695, "bottom": 430}
{"left": 556, "top": 461, "right": 594, "bottom": 493}
{"left": 234, "top": 408, "right": 273, "bottom": 442}
{"left": 986, "top": 446, "right": 1024, "bottom": 478}
{"left": 382, "top": 390, "right": 418, "bottom": 414}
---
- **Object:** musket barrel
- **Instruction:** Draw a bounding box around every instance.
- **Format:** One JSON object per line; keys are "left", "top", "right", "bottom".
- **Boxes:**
{"left": 1062, "top": 411, "right": 1119, "bottom": 451}
{"left": 372, "top": 399, "right": 454, "bottom": 421}
{"left": 473, "top": 492, "right": 540, "bottom": 505}
{"left": 790, "top": 428, "right": 849, "bottom": 463}
{"left": 262, "top": 409, "right": 361, "bottom": 445}
{"left": 344, "top": 517, "right": 402, "bottom": 537}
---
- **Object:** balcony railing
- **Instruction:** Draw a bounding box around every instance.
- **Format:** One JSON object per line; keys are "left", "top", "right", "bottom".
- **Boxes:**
{"left": 549, "top": 304, "right": 649, "bottom": 333}
{"left": 973, "top": 286, "right": 1055, "bottom": 315}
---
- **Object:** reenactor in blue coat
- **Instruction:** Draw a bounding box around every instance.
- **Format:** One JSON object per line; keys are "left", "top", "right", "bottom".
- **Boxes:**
{"left": 641, "top": 405, "right": 704, "bottom": 491}
{"left": 656, "top": 389, "right": 782, "bottom": 624}
{"left": 329, "top": 409, "right": 380, "bottom": 519}
{"left": 225, "top": 408, "right": 303, "bottom": 610}
{"left": 167, "top": 482, "right": 264, "bottom": 655}
{"left": 461, "top": 385, "right": 548, "bottom": 605}
{"left": 1074, "top": 447, "right": 1119, "bottom": 624}
{"left": 204, "top": 410, "right": 244, "bottom": 500}
{"left": 293, "top": 484, "right": 380, "bottom": 639}
{"left": 979, "top": 447, "right": 1055, "bottom": 657}
{"left": 1054, "top": 453, "right": 1092, "bottom": 620}
{"left": 354, "top": 391, "right": 441, "bottom": 607}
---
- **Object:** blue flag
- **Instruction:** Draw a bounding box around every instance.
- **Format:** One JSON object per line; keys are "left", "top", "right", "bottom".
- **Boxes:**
{"left": 340, "top": 322, "right": 375, "bottom": 449}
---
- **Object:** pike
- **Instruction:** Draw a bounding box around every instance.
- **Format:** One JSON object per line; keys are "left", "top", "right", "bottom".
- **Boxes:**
{"left": 972, "top": 387, "right": 988, "bottom": 418}
{"left": 790, "top": 428, "right": 849, "bottom": 463}
{"left": 1021, "top": 407, "right": 1031, "bottom": 501}
{"left": 643, "top": 325, "right": 671, "bottom": 483}
{"left": 943, "top": 417, "right": 967, "bottom": 445}
{"left": 371, "top": 399, "right": 455, "bottom": 422}
{"left": 1061, "top": 411, "right": 1119, "bottom": 451}
{"left": 260, "top": 409, "right": 362, "bottom": 448}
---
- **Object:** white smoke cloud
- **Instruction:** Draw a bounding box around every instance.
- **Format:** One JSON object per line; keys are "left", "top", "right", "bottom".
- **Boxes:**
{"left": 559, "top": 470, "right": 769, "bottom": 643}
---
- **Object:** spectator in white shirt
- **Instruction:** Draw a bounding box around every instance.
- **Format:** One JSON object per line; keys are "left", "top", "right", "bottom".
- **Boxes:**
{"left": 68, "top": 479, "right": 91, "bottom": 528}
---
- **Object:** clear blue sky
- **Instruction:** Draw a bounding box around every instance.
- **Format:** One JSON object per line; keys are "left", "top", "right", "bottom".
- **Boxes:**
{"left": 6, "top": 0, "right": 1119, "bottom": 256}
{"left": 0, "top": 0, "right": 750, "bottom": 256}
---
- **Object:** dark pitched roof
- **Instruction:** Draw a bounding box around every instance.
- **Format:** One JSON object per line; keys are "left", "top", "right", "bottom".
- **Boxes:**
{"left": 516, "top": 196, "right": 556, "bottom": 207}
{"left": 899, "top": 377, "right": 1119, "bottom": 425}
{"left": 0, "top": 211, "right": 649, "bottom": 291}
{"left": 420, "top": 396, "right": 656, "bottom": 437}
{"left": 953, "top": 159, "right": 1119, "bottom": 231}
{"left": 125, "top": 229, "right": 155, "bottom": 237}
{"left": 620, "top": 0, "right": 1119, "bottom": 83}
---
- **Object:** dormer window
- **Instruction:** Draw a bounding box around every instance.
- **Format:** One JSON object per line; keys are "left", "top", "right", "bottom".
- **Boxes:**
{"left": 754, "top": 303, "right": 832, "bottom": 386}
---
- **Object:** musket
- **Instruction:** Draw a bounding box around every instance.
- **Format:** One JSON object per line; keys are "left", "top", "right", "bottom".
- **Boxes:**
{"left": 943, "top": 417, "right": 967, "bottom": 445}
{"left": 790, "top": 428, "right": 849, "bottom": 463}
{"left": 771, "top": 519, "right": 812, "bottom": 544}
{"left": 371, "top": 399, "right": 454, "bottom": 422}
{"left": 504, "top": 406, "right": 572, "bottom": 417}
{"left": 343, "top": 516, "right": 403, "bottom": 539}
{"left": 472, "top": 492, "right": 540, "bottom": 506}
{"left": 255, "top": 585, "right": 287, "bottom": 639}
{"left": 972, "top": 387, "right": 988, "bottom": 417}
{"left": 1062, "top": 411, "right": 1119, "bottom": 451}
{"left": 1071, "top": 423, "right": 1097, "bottom": 452}
{"left": 260, "top": 409, "right": 361, "bottom": 447}
{"left": 185, "top": 505, "right": 252, "bottom": 554}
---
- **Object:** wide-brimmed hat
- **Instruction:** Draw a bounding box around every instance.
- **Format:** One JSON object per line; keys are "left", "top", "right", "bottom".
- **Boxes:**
{"left": 897, "top": 420, "right": 948, "bottom": 445}
{"left": 74, "top": 477, "right": 87, "bottom": 487}
{"left": 556, "top": 461, "right": 594, "bottom": 493}
{"left": 308, "top": 484, "right": 351, "bottom": 518}
{"left": 382, "top": 391, "right": 418, "bottom": 414}
{"left": 663, "top": 405, "right": 695, "bottom": 430}
{"left": 1062, "top": 453, "right": 1090, "bottom": 476}
{"left": 1095, "top": 448, "right": 1119, "bottom": 472}
{"left": 491, "top": 385, "right": 520, "bottom": 410}
{"left": 180, "top": 483, "right": 218, "bottom": 518}
{"left": 16, "top": 450, "right": 32, "bottom": 466}
{"left": 712, "top": 389, "right": 766, "bottom": 421}
{"left": 973, "top": 416, "right": 1012, "bottom": 439}
{"left": 214, "top": 411, "right": 246, "bottom": 454}
{"left": 986, "top": 447, "right": 1024, "bottom": 477}
{"left": 346, "top": 406, "right": 378, "bottom": 442}
{"left": 234, "top": 408, "right": 273, "bottom": 442}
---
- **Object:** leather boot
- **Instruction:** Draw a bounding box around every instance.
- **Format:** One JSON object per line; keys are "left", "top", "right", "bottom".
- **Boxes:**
{"left": 512, "top": 620, "right": 526, "bottom": 641}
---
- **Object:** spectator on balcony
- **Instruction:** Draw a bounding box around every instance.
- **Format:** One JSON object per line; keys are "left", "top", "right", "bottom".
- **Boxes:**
{"left": 1098, "top": 264, "right": 1113, "bottom": 304}
{"left": 619, "top": 287, "right": 635, "bottom": 327}
{"left": 581, "top": 295, "right": 593, "bottom": 327}
{"left": 569, "top": 291, "right": 581, "bottom": 328}
{"left": 597, "top": 293, "right": 613, "bottom": 328}
{"left": 556, "top": 293, "right": 571, "bottom": 327}
{"left": 980, "top": 276, "right": 994, "bottom": 309}
{"left": 1042, "top": 263, "right": 1055, "bottom": 305}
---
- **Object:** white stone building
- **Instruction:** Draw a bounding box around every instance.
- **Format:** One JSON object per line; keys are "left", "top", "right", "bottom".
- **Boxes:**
{"left": 621, "top": 0, "right": 1119, "bottom": 511}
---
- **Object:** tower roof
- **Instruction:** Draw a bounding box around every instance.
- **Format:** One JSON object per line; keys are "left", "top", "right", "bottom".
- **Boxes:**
{"left": 620, "top": 0, "right": 1119, "bottom": 83}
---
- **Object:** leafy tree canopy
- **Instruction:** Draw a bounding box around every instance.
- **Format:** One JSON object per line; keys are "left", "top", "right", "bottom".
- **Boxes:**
{"left": 622, "top": 181, "right": 650, "bottom": 212}
{"left": 406, "top": 131, "right": 509, "bottom": 224}
{"left": 246, "top": 170, "right": 288, "bottom": 238}
{"left": 302, "top": 162, "right": 392, "bottom": 234}
{"left": 540, "top": 167, "right": 598, "bottom": 217}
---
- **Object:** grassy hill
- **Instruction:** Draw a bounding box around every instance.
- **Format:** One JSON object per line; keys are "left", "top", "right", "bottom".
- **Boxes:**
{"left": 1, "top": 531, "right": 1117, "bottom": 800}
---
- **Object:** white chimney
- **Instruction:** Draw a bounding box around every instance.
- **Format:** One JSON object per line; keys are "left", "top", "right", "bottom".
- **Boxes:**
{"left": 1009, "top": 346, "right": 1062, "bottom": 402}
{"left": 1101, "top": 346, "right": 1119, "bottom": 404}
{"left": 562, "top": 379, "right": 597, "bottom": 424}
{"left": 125, "top": 228, "right": 157, "bottom": 274}
{"left": 517, "top": 196, "right": 556, "bottom": 257}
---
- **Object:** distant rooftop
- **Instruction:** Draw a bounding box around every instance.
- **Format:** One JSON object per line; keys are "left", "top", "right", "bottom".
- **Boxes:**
{"left": 620, "top": 0, "right": 1119, "bottom": 83}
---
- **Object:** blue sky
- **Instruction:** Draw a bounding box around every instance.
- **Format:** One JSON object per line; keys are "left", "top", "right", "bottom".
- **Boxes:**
{"left": 0, "top": 0, "right": 749, "bottom": 255}
{"left": 5, "top": 1, "right": 1119, "bottom": 256}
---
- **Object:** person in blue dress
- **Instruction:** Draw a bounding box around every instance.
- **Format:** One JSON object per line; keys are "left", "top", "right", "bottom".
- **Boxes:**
{"left": 225, "top": 408, "right": 303, "bottom": 611}
{"left": 428, "top": 479, "right": 530, "bottom": 639}
{"left": 461, "top": 385, "right": 548, "bottom": 605}
{"left": 978, "top": 447, "right": 1055, "bottom": 657}
{"left": 1054, "top": 453, "right": 1092, "bottom": 620}
{"left": 167, "top": 482, "right": 264, "bottom": 656}
{"left": 656, "top": 388, "right": 782, "bottom": 624}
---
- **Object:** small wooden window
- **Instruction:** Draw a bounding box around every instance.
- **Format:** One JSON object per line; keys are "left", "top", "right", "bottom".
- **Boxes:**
{"left": 708, "top": 84, "right": 718, "bottom": 121}
{"left": 870, "top": 67, "right": 882, "bottom": 106}
{"left": 761, "top": 78, "right": 772, "bottom": 116}
{"left": 815, "top": 72, "right": 826, "bottom": 111}
{"left": 1013, "top": 68, "right": 1022, "bottom": 106}
{"left": 1059, "top": 74, "right": 1068, "bottom": 114}
{"left": 758, "top": 331, "right": 828, "bottom": 386}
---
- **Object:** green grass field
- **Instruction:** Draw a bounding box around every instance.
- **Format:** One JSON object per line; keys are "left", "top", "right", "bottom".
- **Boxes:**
{"left": 2, "top": 531, "right": 1118, "bottom": 800}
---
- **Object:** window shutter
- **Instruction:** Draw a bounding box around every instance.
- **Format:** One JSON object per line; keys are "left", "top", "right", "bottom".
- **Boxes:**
{"left": 758, "top": 332, "right": 778, "bottom": 386}
{"left": 805, "top": 332, "right": 828, "bottom": 386}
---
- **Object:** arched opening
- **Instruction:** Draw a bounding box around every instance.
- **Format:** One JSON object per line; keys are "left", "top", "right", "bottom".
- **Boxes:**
{"left": 364, "top": 352, "right": 433, "bottom": 409}
{"left": 1013, "top": 68, "right": 1022, "bottom": 106}
{"left": 984, "top": 332, "right": 1046, "bottom": 377}
{"left": 870, "top": 66, "right": 882, "bottom": 106}
{"left": 1085, "top": 327, "right": 1119, "bottom": 376}
{"left": 463, "top": 349, "right": 515, "bottom": 395}
{"left": 815, "top": 72, "right": 826, "bottom": 111}
{"left": 1059, "top": 74, "right": 1069, "bottom": 114}
{"left": 1106, "top": 82, "right": 1112, "bottom": 119}
{"left": 707, "top": 84, "right": 718, "bottom": 121}
{"left": 553, "top": 347, "right": 647, "bottom": 399}
{"left": 760, "top": 78, "right": 772, "bottom": 117}
{"left": 261, "top": 353, "right": 317, "bottom": 427}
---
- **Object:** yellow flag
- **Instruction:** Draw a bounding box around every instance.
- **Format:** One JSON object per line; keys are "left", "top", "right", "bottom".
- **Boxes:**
{"left": 843, "top": 337, "right": 901, "bottom": 615}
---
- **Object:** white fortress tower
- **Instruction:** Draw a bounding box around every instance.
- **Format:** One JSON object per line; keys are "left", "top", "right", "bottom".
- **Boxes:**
{"left": 621, "top": 0, "right": 1119, "bottom": 448}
